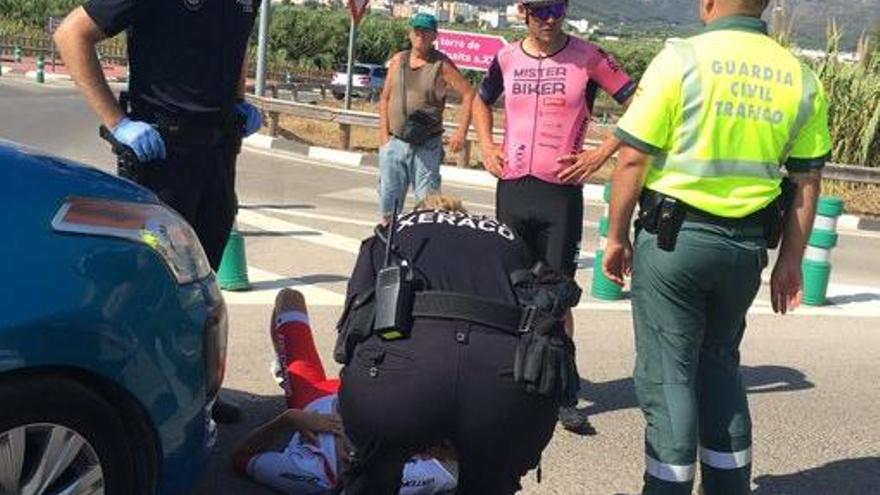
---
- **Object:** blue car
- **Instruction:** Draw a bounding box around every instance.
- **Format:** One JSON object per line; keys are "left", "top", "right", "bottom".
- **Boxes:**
{"left": 0, "top": 141, "right": 226, "bottom": 494}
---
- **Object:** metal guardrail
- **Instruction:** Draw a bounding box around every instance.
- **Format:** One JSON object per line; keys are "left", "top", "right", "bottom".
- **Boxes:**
{"left": 248, "top": 94, "right": 878, "bottom": 180}
{"left": 245, "top": 93, "right": 604, "bottom": 167}
{"left": 0, "top": 34, "right": 128, "bottom": 67}
{"left": 824, "top": 164, "right": 880, "bottom": 185}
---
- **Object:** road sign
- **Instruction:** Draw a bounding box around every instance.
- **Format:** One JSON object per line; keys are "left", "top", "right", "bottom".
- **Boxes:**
{"left": 435, "top": 29, "right": 507, "bottom": 72}
{"left": 349, "top": 0, "right": 370, "bottom": 25}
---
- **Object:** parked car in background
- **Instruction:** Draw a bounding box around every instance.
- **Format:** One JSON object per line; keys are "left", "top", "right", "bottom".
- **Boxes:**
{"left": 331, "top": 62, "right": 387, "bottom": 101}
{"left": 0, "top": 141, "right": 226, "bottom": 495}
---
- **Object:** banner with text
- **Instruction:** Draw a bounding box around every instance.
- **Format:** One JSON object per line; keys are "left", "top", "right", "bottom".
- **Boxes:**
{"left": 435, "top": 29, "right": 507, "bottom": 72}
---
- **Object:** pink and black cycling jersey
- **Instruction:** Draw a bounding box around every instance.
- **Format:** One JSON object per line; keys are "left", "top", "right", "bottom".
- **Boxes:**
{"left": 479, "top": 37, "right": 636, "bottom": 184}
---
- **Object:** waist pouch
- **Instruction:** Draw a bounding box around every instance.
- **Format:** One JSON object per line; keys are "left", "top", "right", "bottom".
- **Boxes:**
{"left": 334, "top": 289, "right": 376, "bottom": 365}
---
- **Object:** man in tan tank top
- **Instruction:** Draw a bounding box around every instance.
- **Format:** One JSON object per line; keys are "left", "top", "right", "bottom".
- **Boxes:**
{"left": 377, "top": 13, "right": 475, "bottom": 224}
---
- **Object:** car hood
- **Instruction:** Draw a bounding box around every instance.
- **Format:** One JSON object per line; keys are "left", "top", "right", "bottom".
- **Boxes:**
{"left": 0, "top": 140, "right": 157, "bottom": 207}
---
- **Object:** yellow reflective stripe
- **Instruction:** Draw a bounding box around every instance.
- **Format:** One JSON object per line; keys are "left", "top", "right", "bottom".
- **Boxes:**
{"left": 653, "top": 155, "right": 783, "bottom": 179}
{"left": 782, "top": 62, "right": 818, "bottom": 160}
{"left": 672, "top": 41, "right": 702, "bottom": 154}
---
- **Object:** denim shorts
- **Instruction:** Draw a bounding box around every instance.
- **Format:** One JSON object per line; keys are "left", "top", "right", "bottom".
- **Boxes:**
{"left": 378, "top": 135, "right": 444, "bottom": 217}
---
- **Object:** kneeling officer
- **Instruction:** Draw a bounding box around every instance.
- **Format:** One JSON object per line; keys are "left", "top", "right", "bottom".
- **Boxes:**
{"left": 335, "top": 194, "right": 581, "bottom": 494}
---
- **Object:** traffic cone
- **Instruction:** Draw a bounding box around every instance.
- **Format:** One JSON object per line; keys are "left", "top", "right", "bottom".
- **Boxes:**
{"left": 218, "top": 226, "right": 251, "bottom": 291}
{"left": 591, "top": 182, "right": 623, "bottom": 300}
{"left": 802, "top": 196, "right": 844, "bottom": 306}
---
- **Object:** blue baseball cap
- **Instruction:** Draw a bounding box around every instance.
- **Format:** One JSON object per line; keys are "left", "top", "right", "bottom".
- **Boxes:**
{"left": 412, "top": 13, "right": 438, "bottom": 32}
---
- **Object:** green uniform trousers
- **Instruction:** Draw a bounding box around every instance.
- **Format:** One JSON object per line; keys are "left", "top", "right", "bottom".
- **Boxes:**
{"left": 631, "top": 220, "right": 768, "bottom": 495}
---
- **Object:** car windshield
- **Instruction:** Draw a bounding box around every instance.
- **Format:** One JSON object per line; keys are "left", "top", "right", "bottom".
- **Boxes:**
{"left": 372, "top": 68, "right": 388, "bottom": 78}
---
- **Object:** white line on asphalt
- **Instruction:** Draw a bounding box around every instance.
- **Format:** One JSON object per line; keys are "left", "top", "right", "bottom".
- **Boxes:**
{"left": 574, "top": 296, "right": 880, "bottom": 318}
{"left": 243, "top": 146, "right": 378, "bottom": 176}
{"left": 222, "top": 267, "right": 345, "bottom": 306}
{"left": 259, "top": 207, "right": 378, "bottom": 227}
{"left": 237, "top": 208, "right": 362, "bottom": 254}
{"left": 234, "top": 207, "right": 880, "bottom": 317}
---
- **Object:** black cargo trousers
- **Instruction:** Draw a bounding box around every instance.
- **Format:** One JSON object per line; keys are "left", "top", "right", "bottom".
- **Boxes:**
{"left": 338, "top": 318, "right": 558, "bottom": 495}
{"left": 123, "top": 121, "right": 241, "bottom": 271}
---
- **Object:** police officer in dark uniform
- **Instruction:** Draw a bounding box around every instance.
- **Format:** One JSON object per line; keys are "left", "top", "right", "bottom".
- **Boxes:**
{"left": 54, "top": 0, "right": 262, "bottom": 422}
{"left": 335, "top": 194, "right": 581, "bottom": 494}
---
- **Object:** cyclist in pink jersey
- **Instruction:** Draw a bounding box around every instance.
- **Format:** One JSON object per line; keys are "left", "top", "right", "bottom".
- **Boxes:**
{"left": 473, "top": 0, "right": 635, "bottom": 434}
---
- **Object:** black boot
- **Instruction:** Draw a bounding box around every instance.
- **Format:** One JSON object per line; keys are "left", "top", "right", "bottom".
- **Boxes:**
{"left": 558, "top": 405, "right": 595, "bottom": 435}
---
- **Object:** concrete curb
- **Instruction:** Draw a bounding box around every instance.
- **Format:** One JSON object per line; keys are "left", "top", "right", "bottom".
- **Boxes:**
{"left": 243, "top": 134, "right": 878, "bottom": 232}
{"left": 3, "top": 69, "right": 127, "bottom": 83}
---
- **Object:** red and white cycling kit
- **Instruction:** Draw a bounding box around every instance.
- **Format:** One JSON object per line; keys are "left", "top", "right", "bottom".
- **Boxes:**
{"left": 241, "top": 311, "right": 456, "bottom": 495}
{"left": 479, "top": 36, "right": 635, "bottom": 184}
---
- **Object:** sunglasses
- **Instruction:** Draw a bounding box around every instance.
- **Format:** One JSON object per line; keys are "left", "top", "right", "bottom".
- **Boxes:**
{"left": 526, "top": 2, "right": 566, "bottom": 22}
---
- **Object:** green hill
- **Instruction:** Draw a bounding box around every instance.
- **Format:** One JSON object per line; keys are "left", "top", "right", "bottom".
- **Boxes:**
{"left": 512, "top": 0, "right": 879, "bottom": 49}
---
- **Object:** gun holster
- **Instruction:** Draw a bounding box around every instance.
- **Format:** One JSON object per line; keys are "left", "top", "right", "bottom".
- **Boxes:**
{"left": 637, "top": 194, "right": 686, "bottom": 252}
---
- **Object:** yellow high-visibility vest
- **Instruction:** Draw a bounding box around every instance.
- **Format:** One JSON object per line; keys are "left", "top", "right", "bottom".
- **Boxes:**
{"left": 615, "top": 15, "right": 832, "bottom": 218}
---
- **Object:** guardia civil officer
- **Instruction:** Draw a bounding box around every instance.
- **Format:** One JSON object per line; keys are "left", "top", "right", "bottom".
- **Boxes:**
{"left": 602, "top": 0, "right": 831, "bottom": 493}
{"left": 335, "top": 194, "right": 581, "bottom": 494}
{"left": 54, "top": 0, "right": 262, "bottom": 422}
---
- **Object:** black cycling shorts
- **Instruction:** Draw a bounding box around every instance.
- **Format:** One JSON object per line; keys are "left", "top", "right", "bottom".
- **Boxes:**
{"left": 496, "top": 176, "right": 584, "bottom": 277}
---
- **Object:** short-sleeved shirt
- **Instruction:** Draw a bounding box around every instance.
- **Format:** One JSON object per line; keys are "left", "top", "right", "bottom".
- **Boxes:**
{"left": 83, "top": 0, "right": 258, "bottom": 125}
{"left": 247, "top": 395, "right": 457, "bottom": 494}
{"left": 479, "top": 36, "right": 635, "bottom": 185}
{"left": 614, "top": 15, "right": 832, "bottom": 217}
{"left": 345, "top": 210, "right": 532, "bottom": 308}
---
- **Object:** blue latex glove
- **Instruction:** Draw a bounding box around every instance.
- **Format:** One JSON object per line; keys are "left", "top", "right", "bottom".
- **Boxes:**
{"left": 112, "top": 118, "right": 166, "bottom": 162}
{"left": 236, "top": 101, "right": 262, "bottom": 137}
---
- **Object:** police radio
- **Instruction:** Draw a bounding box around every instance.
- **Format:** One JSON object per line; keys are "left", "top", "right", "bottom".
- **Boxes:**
{"left": 373, "top": 201, "right": 415, "bottom": 340}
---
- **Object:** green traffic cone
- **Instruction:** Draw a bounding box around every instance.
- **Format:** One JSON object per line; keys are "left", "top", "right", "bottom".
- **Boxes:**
{"left": 591, "top": 184, "right": 623, "bottom": 301}
{"left": 218, "top": 228, "right": 251, "bottom": 291}
{"left": 592, "top": 249, "right": 623, "bottom": 300}
{"left": 801, "top": 197, "right": 844, "bottom": 306}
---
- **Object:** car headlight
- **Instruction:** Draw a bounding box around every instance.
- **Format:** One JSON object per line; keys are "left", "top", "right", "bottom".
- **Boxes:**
{"left": 52, "top": 196, "right": 212, "bottom": 284}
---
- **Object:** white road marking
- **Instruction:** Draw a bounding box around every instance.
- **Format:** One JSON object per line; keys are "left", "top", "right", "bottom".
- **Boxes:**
{"left": 237, "top": 208, "right": 362, "bottom": 254}
{"left": 230, "top": 206, "right": 880, "bottom": 317}
{"left": 222, "top": 267, "right": 345, "bottom": 306}
{"left": 259, "top": 207, "right": 378, "bottom": 227}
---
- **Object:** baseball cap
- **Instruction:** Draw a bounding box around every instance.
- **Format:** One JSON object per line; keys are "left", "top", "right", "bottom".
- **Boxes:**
{"left": 412, "top": 13, "right": 438, "bottom": 32}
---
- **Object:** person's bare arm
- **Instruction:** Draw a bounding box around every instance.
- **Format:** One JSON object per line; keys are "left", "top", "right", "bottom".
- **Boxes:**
{"left": 378, "top": 53, "right": 401, "bottom": 147}
{"left": 602, "top": 144, "right": 649, "bottom": 286}
{"left": 473, "top": 97, "right": 503, "bottom": 177}
{"left": 557, "top": 95, "right": 633, "bottom": 184}
{"left": 231, "top": 409, "right": 344, "bottom": 473}
{"left": 231, "top": 411, "right": 294, "bottom": 472}
{"left": 771, "top": 169, "right": 821, "bottom": 314}
{"left": 53, "top": 7, "right": 126, "bottom": 129}
{"left": 441, "top": 59, "right": 475, "bottom": 153}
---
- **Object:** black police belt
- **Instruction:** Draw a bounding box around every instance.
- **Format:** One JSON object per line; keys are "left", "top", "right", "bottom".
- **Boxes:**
{"left": 637, "top": 188, "right": 782, "bottom": 251}
{"left": 411, "top": 291, "right": 539, "bottom": 335}
{"left": 639, "top": 189, "right": 769, "bottom": 229}
{"left": 413, "top": 291, "right": 579, "bottom": 403}
{"left": 126, "top": 94, "right": 244, "bottom": 148}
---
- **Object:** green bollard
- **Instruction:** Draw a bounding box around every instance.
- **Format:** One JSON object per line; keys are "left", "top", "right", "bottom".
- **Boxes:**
{"left": 36, "top": 56, "right": 45, "bottom": 84}
{"left": 591, "top": 183, "right": 623, "bottom": 300}
{"left": 218, "top": 227, "right": 251, "bottom": 291}
{"left": 801, "top": 196, "right": 844, "bottom": 306}
{"left": 14, "top": 46, "right": 21, "bottom": 63}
